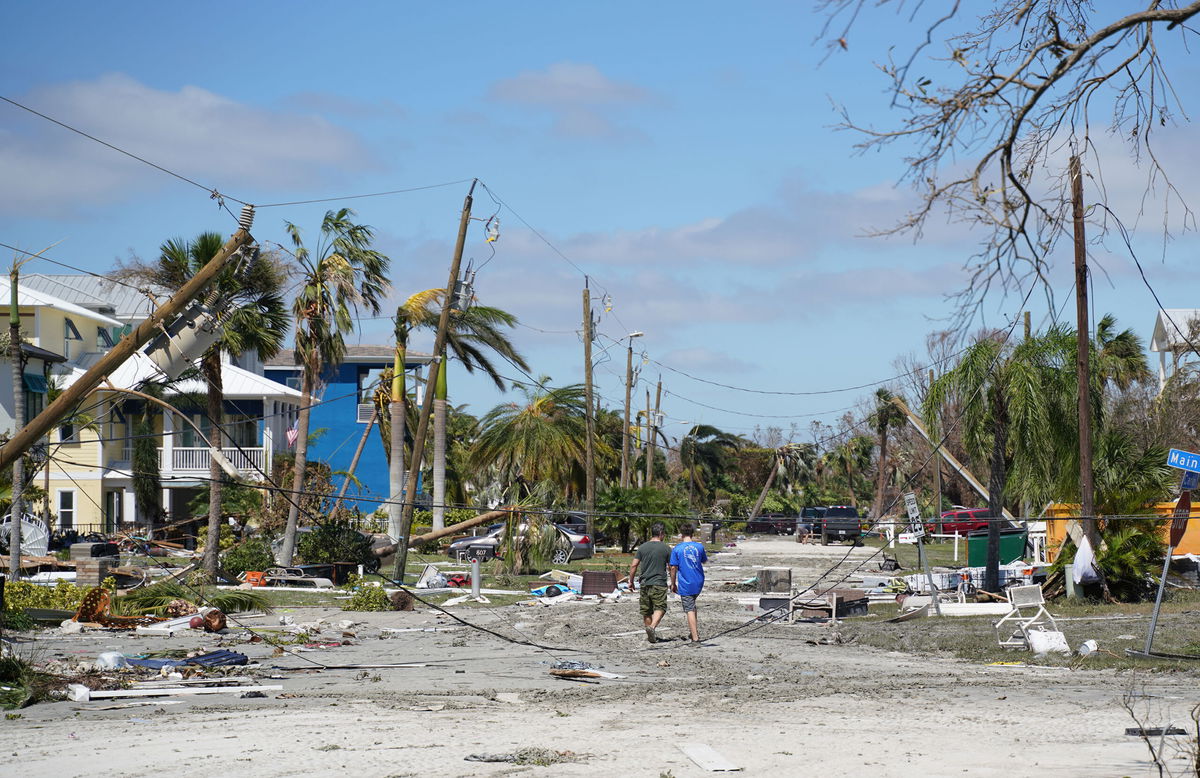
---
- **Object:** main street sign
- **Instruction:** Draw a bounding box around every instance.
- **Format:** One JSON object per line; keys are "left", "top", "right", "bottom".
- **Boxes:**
{"left": 1167, "top": 448, "right": 1200, "bottom": 471}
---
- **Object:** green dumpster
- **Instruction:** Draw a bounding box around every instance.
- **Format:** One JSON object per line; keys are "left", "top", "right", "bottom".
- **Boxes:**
{"left": 966, "top": 528, "right": 1028, "bottom": 567}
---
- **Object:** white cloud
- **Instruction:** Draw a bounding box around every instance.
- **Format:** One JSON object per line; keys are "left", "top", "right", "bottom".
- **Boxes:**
{"left": 489, "top": 62, "right": 653, "bottom": 107}
{"left": 487, "top": 62, "right": 657, "bottom": 141}
{"left": 0, "top": 74, "right": 373, "bottom": 215}
{"left": 281, "top": 91, "right": 406, "bottom": 120}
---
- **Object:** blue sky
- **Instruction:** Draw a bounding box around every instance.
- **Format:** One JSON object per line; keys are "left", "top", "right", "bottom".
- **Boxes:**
{"left": 2, "top": 2, "right": 1197, "bottom": 442}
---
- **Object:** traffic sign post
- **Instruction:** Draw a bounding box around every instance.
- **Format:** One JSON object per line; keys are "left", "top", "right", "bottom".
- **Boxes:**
{"left": 904, "top": 492, "right": 941, "bottom": 616}
{"left": 1135, "top": 490, "right": 1193, "bottom": 658}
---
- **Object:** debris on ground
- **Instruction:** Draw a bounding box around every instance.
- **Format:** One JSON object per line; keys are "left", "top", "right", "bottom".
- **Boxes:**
{"left": 464, "top": 748, "right": 585, "bottom": 765}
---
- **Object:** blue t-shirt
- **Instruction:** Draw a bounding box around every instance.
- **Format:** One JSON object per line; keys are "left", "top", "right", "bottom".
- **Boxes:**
{"left": 669, "top": 540, "right": 708, "bottom": 596}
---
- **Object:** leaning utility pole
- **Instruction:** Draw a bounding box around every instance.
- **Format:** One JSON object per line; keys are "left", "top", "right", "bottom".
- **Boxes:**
{"left": 0, "top": 210, "right": 254, "bottom": 472}
{"left": 582, "top": 284, "right": 596, "bottom": 530}
{"left": 1071, "top": 157, "right": 1096, "bottom": 534}
{"left": 393, "top": 179, "right": 476, "bottom": 581}
{"left": 929, "top": 369, "right": 940, "bottom": 527}
{"left": 9, "top": 262, "right": 24, "bottom": 580}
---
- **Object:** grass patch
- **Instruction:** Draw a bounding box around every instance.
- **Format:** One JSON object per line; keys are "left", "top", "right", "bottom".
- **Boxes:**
{"left": 851, "top": 592, "right": 1200, "bottom": 671}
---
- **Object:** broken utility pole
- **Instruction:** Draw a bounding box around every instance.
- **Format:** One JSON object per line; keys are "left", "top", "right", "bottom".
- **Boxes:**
{"left": 0, "top": 209, "right": 255, "bottom": 473}
{"left": 393, "top": 180, "right": 477, "bottom": 582}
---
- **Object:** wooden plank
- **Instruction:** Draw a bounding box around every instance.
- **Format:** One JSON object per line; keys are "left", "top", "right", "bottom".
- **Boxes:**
{"left": 678, "top": 743, "right": 742, "bottom": 772}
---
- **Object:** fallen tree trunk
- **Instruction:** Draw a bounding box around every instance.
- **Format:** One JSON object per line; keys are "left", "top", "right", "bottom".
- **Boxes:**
{"left": 372, "top": 508, "right": 512, "bottom": 558}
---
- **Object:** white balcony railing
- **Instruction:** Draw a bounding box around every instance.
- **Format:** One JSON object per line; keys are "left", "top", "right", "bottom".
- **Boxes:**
{"left": 165, "top": 447, "right": 265, "bottom": 474}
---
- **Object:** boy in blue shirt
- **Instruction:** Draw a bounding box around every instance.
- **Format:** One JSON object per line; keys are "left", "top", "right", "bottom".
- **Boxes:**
{"left": 668, "top": 522, "right": 708, "bottom": 644}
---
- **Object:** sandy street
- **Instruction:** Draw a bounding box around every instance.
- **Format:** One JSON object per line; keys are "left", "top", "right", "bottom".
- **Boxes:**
{"left": 3, "top": 537, "right": 1195, "bottom": 777}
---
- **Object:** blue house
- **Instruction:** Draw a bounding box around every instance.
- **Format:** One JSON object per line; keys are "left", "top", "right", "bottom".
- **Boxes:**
{"left": 264, "top": 345, "right": 432, "bottom": 515}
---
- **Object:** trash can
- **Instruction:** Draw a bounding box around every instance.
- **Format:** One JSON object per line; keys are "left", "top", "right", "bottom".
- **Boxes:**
{"left": 966, "top": 528, "right": 1028, "bottom": 567}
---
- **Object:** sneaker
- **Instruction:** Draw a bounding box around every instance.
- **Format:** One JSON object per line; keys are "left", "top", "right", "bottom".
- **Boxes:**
{"left": 645, "top": 627, "right": 657, "bottom": 644}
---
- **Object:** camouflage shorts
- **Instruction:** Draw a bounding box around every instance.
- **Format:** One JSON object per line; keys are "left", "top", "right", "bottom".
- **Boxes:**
{"left": 639, "top": 585, "right": 668, "bottom": 617}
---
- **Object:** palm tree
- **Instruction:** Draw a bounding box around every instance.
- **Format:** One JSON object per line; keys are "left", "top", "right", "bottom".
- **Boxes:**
{"left": 871, "top": 388, "right": 907, "bottom": 518}
{"left": 678, "top": 424, "right": 743, "bottom": 506}
{"left": 469, "top": 381, "right": 587, "bottom": 500}
{"left": 389, "top": 289, "right": 528, "bottom": 530}
{"left": 278, "top": 209, "right": 389, "bottom": 565}
{"left": 924, "top": 331, "right": 1060, "bottom": 591}
{"left": 118, "top": 233, "right": 288, "bottom": 581}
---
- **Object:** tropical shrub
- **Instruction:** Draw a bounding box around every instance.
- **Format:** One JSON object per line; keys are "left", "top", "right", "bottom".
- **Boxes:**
{"left": 344, "top": 574, "right": 391, "bottom": 611}
{"left": 3, "top": 580, "right": 86, "bottom": 612}
{"left": 117, "top": 581, "right": 270, "bottom": 615}
{"left": 222, "top": 538, "right": 275, "bottom": 577}
{"left": 297, "top": 522, "right": 376, "bottom": 569}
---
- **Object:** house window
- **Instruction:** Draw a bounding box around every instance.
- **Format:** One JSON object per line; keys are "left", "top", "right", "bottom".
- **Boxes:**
{"left": 22, "top": 373, "right": 47, "bottom": 419}
{"left": 59, "top": 422, "right": 76, "bottom": 443}
{"left": 64, "top": 318, "right": 83, "bottom": 359}
{"left": 58, "top": 490, "right": 75, "bottom": 530}
{"left": 97, "top": 327, "right": 114, "bottom": 349}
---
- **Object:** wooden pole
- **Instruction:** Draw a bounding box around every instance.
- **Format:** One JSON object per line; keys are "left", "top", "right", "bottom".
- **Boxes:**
{"left": 0, "top": 225, "right": 253, "bottom": 472}
{"left": 646, "top": 377, "right": 661, "bottom": 487}
{"left": 1071, "top": 157, "right": 1097, "bottom": 536}
{"left": 393, "top": 180, "right": 476, "bottom": 581}
{"left": 582, "top": 285, "right": 596, "bottom": 531}
{"left": 330, "top": 407, "right": 377, "bottom": 516}
{"left": 621, "top": 338, "right": 634, "bottom": 488}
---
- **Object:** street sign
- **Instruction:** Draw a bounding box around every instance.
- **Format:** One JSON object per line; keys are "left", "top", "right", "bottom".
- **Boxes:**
{"left": 1182, "top": 470, "right": 1200, "bottom": 491}
{"left": 903, "top": 492, "right": 920, "bottom": 522}
{"left": 1167, "top": 448, "right": 1200, "bottom": 471}
{"left": 1171, "top": 491, "right": 1191, "bottom": 547}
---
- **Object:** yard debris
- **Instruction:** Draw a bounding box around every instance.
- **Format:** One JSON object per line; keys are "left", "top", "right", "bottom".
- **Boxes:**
{"left": 67, "top": 683, "right": 282, "bottom": 701}
{"left": 465, "top": 748, "right": 584, "bottom": 765}
{"left": 548, "top": 660, "right": 624, "bottom": 680}
{"left": 678, "top": 743, "right": 742, "bottom": 772}
{"left": 1126, "top": 727, "right": 1188, "bottom": 736}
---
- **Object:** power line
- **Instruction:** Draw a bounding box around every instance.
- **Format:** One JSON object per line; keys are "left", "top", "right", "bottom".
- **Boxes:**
{"left": 254, "top": 180, "right": 474, "bottom": 208}
{"left": 0, "top": 94, "right": 247, "bottom": 206}
{"left": 662, "top": 387, "right": 857, "bottom": 420}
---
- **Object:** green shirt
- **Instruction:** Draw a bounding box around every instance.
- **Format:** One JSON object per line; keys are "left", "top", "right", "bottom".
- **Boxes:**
{"left": 634, "top": 540, "right": 671, "bottom": 587}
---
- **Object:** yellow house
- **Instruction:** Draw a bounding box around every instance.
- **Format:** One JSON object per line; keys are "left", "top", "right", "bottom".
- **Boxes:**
{"left": 1043, "top": 501, "right": 1200, "bottom": 560}
{"left": 4, "top": 275, "right": 301, "bottom": 537}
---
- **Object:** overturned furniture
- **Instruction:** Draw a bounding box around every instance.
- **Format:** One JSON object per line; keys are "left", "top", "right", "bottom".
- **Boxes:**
{"left": 992, "top": 584, "right": 1057, "bottom": 649}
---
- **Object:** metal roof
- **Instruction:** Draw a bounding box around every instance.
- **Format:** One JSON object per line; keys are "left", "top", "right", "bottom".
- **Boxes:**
{"left": 0, "top": 276, "right": 124, "bottom": 328}
{"left": 20, "top": 274, "right": 170, "bottom": 323}
{"left": 53, "top": 350, "right": 302, "bottom": 399}
{"left": 1150, "top": 309, "right": 1200, "bottom": 351}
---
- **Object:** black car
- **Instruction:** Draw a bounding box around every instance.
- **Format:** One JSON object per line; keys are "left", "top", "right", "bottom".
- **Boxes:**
{"left": 799, "top": 506, "right": 826, "bottom": 536}
{"left": 818, "top": 505, "right": 862, "bottom": 545}
{"left": 744, "top": 513, "right": 798, "bottom": 535}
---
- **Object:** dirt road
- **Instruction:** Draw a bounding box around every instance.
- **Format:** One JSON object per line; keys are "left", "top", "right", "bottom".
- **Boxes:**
{"left": 5, "top": 537, "right": 1194, "bottom": 776}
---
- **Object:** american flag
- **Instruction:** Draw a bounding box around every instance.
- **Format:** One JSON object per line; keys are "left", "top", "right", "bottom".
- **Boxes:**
{"left": 286, "top": 420, "right": 299, "bottom": 448}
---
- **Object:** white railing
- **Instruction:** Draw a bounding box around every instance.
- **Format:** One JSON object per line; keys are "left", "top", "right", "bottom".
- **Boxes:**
{"left": 356, "top": 403, "right": 375, "bottom": 423}
{"left": 166, "top": 447, "right": 265, "bottom": 474}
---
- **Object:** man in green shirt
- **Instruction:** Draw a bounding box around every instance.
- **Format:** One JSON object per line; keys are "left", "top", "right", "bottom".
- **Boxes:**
{"left": 628, "top": 522, "right": 671, "bottom": 643}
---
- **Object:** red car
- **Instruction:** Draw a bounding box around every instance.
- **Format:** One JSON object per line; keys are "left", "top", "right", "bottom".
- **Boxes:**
{"left": 926, "top": 508, "right": 992, "bottom": 535}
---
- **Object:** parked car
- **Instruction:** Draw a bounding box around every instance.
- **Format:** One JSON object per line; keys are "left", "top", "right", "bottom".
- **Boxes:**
{"left": 446, "top": 522, "right": 594, "bottom": 564}
{"left": 818, "top": 505, "right": 862, "bottom": 545}
{"left": 744, "top": 513, "right": 798, "bottom": 535}
{"left": 798, "top": 506, "right": 826, "bottom": 536}
{"left": 926, "top": 508, "right": 992, "bottom": 535}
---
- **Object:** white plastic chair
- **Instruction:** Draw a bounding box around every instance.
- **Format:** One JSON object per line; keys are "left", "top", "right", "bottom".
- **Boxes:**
{"left": 993, "top": 584, "right": 1057, "bottom": 649}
